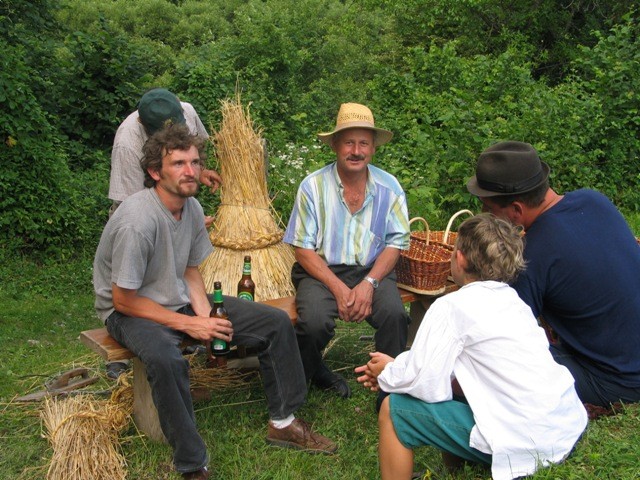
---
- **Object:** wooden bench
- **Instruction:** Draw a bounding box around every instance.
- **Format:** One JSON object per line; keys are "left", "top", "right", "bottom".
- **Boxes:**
{"left": 80, "top": 288, "right": 419, "bottom": 442}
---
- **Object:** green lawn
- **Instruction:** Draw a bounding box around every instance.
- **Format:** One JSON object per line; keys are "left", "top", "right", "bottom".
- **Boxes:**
{"left": 1, "top": 255, "right": 639, "bottom": 479}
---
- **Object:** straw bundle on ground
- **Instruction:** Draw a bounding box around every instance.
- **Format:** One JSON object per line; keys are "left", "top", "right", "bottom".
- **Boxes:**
{"left": 199, "top": 95, "right": 295, "bottom": 300}
{"left": 189, "top": 356, "right": 256, "bottom": 391}
{"left": 41, "top": 380, "right": 132, "bottom": 480}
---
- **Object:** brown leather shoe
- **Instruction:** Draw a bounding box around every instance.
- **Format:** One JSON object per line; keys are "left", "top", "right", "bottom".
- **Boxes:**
{"left": 182, "top": 467, "right": 209, "bottom": 479}
{"left": 266, "top": 418, "right": 337, "bottom": 454}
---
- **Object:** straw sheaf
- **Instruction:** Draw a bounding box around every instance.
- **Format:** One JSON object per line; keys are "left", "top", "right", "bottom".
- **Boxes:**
{"left": 41, "top": 379, "right": 133, "bottom": 480}
{"left": 200, "top": 94, "right": 296, "bottom": 299}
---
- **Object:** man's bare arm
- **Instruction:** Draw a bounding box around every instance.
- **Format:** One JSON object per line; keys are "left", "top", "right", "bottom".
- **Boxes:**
{"left": 111, "top": 283, "right": 232, "bottom": 342}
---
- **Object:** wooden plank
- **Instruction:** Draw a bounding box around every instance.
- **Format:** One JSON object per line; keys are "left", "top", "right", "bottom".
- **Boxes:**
{"left": 398, "top": 287, "right": 418, "bottom": 305}
{"left": 80, "top": 288, "right": 420, "bottom": 362}
{"left": 79, "top": 328, "right": 135, "bottom": 362}
{"left": 261, "top": 295, "right": 297, "bottom": 321}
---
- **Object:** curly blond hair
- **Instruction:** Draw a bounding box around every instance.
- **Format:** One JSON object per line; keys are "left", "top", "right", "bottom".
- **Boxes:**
{"left": 455, "top": 213, "right": 525, "bottom": 284}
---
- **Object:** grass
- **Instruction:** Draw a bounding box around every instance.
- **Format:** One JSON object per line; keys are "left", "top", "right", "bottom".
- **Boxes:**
{"left": 1, "top": 253, "right": 640, "bottom": 479}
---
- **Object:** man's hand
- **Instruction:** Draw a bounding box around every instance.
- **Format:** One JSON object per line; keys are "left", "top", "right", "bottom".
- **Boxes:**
{"left": 344, "top": 281, "right": 374, "bottom": 323}
{"left": 199, "top": 168, "right": 222, "bottom": 194}
{"left": 182, "top": 315, "right": 233, "bottom": 343}
{"left": 332, "top": 283, "right": 356, "bottom": 321}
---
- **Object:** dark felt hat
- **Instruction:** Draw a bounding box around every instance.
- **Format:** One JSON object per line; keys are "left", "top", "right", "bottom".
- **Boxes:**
{"left": 138, "top": 89, "right": 185, "bottom": 135}
{"left": 466, "top": 141, "right": 550, "bottom": 197}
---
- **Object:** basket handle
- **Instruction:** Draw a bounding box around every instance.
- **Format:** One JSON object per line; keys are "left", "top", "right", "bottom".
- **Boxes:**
{"left": 409, "top": 217, "right": 430, "bottom": 244}
{"left": 443, "top": 209, "right": 474, "bottom": 243}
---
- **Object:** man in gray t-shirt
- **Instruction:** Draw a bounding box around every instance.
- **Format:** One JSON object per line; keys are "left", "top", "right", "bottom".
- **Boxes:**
{"left": 94, "top": 124, "right": 336, "bottom": 479}
{"left": 105, "top": 88, "right": 222, "bottom": 378}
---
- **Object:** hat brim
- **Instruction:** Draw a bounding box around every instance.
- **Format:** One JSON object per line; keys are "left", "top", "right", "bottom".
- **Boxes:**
{"left": 318, "top": 122, "right": 393, "bottom": 147}
{"left": 466, "top": 161, "right": 550, "bottom": 197}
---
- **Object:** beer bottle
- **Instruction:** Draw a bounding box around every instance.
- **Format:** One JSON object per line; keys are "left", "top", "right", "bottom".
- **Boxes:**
{"left": 207, "top": 281, "right": 229, "bottom": 367}
{"left": 237, "top": 255, "right": 256, "bottom": 301}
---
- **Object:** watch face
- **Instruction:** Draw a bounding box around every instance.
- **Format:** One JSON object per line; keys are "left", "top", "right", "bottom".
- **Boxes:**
{"left": 367, "top": 277, "right": 379, "bottom": 288}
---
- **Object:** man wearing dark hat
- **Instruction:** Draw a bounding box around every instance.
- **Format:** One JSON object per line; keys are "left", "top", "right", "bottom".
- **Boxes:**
{"left": 109, "top": 88, "right": 221, "bottom": 217}
{"left": 284, "top": 103, "right": 411, "bottom": 399}
{"left": 467, "top": 140, "right": 640, "bottom": 408}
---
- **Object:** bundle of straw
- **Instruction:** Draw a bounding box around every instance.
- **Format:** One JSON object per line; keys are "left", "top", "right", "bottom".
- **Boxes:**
{"left": 199, "top": 94, "right": 295, "bottom": 300}
{"left": 189, "top": 354, "right": 256, "bottom": 391}
{"left": 41, "top": 383, "right": 132, "bottom": 480}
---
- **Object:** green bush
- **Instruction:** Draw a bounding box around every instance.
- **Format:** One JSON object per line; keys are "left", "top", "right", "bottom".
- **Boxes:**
{"left": 1, "top": 0, "right": 638, "bottom": 255}
{"left": 568, "top": 16, "right": 640, "bottom": 209}
{"left": 0, "top": 40, "right": 106, "bottom": 258}
{"left": 54, "top": 17, "right": 171, "bottom": 166}
{"left": 366, "top": 0, "right": 636, "bottom": 83}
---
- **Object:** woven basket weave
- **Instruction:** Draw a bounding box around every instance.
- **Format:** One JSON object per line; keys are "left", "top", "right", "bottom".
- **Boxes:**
{"left": 411, "top": 209, "right": 474, "bottom": 251}
{"left": 396, "top": 217, "right": 452, "bottom": 294}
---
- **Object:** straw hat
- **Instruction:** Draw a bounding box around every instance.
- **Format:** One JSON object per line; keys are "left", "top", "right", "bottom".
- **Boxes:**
{"left": 466, "top": 141, "right": 550, "bottom": 197}
{"left": 318, "top": 103, "right": 393, "bottom": 146}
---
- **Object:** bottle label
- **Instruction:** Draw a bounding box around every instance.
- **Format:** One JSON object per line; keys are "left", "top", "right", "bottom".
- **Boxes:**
{"left": 243, "top": 264, "right": 251, "bottom": 275}
{"left": 238, "top": 291, "right": 254, "bottom": 302}
{"left": 212, "top": 339, "right": 227, "bottom": 351}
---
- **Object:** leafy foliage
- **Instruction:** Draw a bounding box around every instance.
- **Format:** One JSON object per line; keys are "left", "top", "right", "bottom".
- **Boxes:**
{"left": 0, "top": 1, "right": 108, "bottom": 258}
{"left": 1, "top": 0, "right": 638, "bottom": 256}
{"left": 54, "top": 18, "right": 162, "bottom": 168}
{"left": 364, "top": 0, "right": 637, "bottom": 83}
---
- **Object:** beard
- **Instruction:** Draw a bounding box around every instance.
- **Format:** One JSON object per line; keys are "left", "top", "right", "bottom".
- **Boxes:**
{"left": 157, "top": 170, "right": 200, "bottom": 198}
{"left": 175, "top": 179, "right": 200, "bottom": 198}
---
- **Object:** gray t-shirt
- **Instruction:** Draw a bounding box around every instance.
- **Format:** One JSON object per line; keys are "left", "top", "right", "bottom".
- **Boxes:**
{"left": 93, "top": 188, "right": 213, "bottom": 322}
{"left": 108, "top": 102, "right": 209, "bottom": 202}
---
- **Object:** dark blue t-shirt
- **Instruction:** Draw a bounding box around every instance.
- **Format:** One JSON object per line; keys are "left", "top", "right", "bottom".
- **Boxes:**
{"left": 513, "top": 189, "right": 640, "bottom": 386}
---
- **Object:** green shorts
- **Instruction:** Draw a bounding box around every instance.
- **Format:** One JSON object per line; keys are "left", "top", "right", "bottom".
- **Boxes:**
{"left": 389, "top": 393, "right": 491, "bottom": 465}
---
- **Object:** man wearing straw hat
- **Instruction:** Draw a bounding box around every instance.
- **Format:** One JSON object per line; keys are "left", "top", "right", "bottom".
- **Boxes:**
{"left": 284, "top": 103, "right": 411, "bottom": 399}
{"left": 95, "top": 124, "right": 337, "bottom": 480}
{"left": 466, "top": 140, "right": 640, "bottom": 409}
{"left": 105, "top": 88, "right": 223, "bottom": 380}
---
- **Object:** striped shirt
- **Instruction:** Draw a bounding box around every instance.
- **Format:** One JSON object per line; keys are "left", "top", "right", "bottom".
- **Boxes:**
{"left": 284, "top": 163, "right": 409, "bottom": 267}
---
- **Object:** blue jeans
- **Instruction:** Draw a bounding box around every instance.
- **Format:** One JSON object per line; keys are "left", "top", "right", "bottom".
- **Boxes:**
{"left": 292, "top": 263, "right": 410, "bottom": 381}
{"left": 106, "top": 295, "right": 307, "bottom": 473}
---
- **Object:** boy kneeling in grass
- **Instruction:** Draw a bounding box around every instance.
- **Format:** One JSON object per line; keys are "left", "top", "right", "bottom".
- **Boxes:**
{"left": 355, "top": 213, "right": 588, "bottom": 480}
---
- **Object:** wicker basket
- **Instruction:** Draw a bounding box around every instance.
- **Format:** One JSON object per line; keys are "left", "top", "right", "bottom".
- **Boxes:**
{"left": 411, "top": 209, "right": 474, "bottom": 251}
{"left": 396, "top": 217, "right": 452, "bottom": 294}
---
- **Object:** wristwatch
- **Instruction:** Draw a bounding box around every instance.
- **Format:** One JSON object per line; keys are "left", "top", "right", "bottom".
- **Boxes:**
{"left": 364, "top": 276, "right": 379, "bottom": 289}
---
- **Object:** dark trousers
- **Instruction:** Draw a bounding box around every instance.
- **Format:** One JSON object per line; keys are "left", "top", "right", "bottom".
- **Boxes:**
{"left": 106, "top": 295, "right": 307, "bottom": 473}
{"left": 292, "top": 263, "right": 410, "bottom": 382}
{"left": 551, "top": 342, "right": 640, "bottom": 407}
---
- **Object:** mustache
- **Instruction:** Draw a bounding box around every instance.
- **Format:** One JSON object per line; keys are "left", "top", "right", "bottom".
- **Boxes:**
{"left": 347, "top": 154, "right": 365, "bottom": 161}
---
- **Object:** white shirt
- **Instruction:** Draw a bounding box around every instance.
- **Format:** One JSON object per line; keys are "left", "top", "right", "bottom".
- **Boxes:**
{"left": 108, "top": 102, "right": 208, "bottom": 202}
{"left": 378, "top": 281, "right": 587, "bottom": 480}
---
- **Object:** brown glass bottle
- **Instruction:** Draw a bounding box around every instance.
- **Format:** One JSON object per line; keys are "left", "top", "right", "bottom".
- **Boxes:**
{"left": 237, "top": 255, "right": 256, "bottom": 302}
{"left": 207, "top": 281, "right": 229, "bottom": 367}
